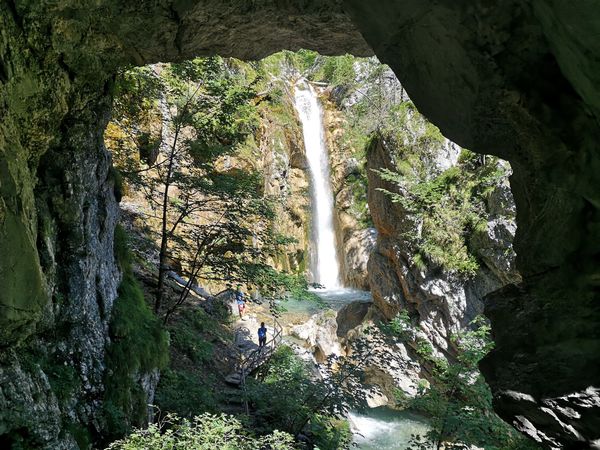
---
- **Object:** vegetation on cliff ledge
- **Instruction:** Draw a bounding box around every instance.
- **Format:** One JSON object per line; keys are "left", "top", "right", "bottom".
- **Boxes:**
{"left": 376, "top": 146, "right": 509, "bottom": 276}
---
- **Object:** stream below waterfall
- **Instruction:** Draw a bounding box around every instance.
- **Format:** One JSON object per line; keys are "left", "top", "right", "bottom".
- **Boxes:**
{"left": 349, "top": 407, "right": 431, "bottom": 449}
{"left": 277, "top": 287, "right": 372, "bottom": 319}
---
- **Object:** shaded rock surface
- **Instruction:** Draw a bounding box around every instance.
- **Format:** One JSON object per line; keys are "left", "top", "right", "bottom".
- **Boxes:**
{"left": 341, "top": 304, "right": 422, "bottom": 406}
{"left": 324, "top": 75, "right": 379, "bottom": 290}
{"left": 336, "top": 300, "right": 371, "bottom": 338}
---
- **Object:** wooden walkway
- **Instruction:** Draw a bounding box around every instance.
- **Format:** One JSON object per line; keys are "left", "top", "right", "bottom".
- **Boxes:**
{"left": 225, "top": 318, "right": 283, "bottom": 414}
{"left": 225, "top": 318, "right": 283, "bottom": 385}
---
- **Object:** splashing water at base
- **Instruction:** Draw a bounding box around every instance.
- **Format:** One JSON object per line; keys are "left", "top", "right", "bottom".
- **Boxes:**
{"left": 294, "top": 80, "right": 341, "bottom": 289}
{"left": 349, "top": 408, "right": 431, "bottom": 450}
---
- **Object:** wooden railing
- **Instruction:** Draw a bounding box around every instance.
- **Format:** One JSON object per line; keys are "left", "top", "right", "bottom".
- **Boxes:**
{"left": 242, "top": 319, "right": 282, "bottom": 370}
{"left": 229, "top": 317, "right": 283, "bottom": 415}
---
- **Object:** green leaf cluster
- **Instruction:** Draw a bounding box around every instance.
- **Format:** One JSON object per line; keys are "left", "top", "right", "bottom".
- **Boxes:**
{"left": 154, "top": 369, "right": 218, "bottom": 419}
{"left": 379, "top": 309, "right": 414, "bottom": 341}
{"left": 376, "top": 147, "right": 509, "bottom": 277}
{"left": 107, "top": 413, "right": 296, "bottom": 450}
{"left": 381, "top": 313, "right": 538, "bottom": 449}
{"left": 313, "top": 54, "right": 357, "bottom": 86}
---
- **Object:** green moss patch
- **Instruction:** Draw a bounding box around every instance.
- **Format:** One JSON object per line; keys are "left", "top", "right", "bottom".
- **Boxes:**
{"left": 101, "top": 226, "right": 169, "bottom": 441}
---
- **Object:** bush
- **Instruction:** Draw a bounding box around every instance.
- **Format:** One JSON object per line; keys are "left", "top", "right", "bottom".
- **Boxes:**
{"left": 107, "top": 413, "right": 296, "bottom": 450}
{"left": 154, "top": 296, "right": 231, "bottom": 418}
{"left": 380, "top": 310, "right": 414, "bottom": 341}
{"left": 169, "top": 312, "right": 214, "bottom": 364}
{"left": 307, "top": 415, "right": 352, "bottom": 450}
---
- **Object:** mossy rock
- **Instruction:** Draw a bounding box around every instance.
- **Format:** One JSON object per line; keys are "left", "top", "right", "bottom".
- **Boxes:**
{"left": 0, "top": 211, "right": 46, "bottom": 346}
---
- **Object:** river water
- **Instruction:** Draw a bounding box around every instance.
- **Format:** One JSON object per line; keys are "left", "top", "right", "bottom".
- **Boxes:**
{"left": 350, "top": 407, "right": 431, "bottom": 449}
{"left": 278, "top": 287, "right": 372, "bottom": 318}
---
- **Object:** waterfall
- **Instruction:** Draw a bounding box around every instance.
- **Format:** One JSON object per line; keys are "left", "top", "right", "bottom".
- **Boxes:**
{"left": 293, "top": 80, "right": 341, "bottom": 289}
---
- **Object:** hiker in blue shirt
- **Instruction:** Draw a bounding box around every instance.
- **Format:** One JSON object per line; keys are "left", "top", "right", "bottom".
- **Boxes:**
{"left": 258, "top": 322, "right": 267, "bottom": 347}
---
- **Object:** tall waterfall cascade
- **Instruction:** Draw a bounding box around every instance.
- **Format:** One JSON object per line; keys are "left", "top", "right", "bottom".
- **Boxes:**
{"left": 293, "top": 80, "right": 342, "bottom": 289}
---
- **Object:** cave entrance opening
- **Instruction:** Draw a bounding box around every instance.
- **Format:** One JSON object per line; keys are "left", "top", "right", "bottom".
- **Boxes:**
{"left": 105, "top": 50, "right": 523, "bottom": 449}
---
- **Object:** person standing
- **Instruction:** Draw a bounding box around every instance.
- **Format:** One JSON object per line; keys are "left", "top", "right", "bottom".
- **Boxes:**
{"left": 235, "top": 284, "right": 246, "bottom": 319}
{"left": 258, "top": 322, "right": 267, "bottom": 347}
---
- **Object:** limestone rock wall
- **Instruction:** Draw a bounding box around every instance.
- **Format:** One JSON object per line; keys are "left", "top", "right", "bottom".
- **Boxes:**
{"left": 255, "top": 73, "right": 376, "bottom": 287}
{"left": 0, "top": 89, "right": 122, "bottom": 447}
{"left": 324, "top": 102, "right": 375, "bottom": 290}
{"left": 322, "top": 65, "right": 388, "bottom": 290}
{"left": 257, "top": 88, "right": 312, "bottom": 275}
{"left": 367, "top": 135, "right": 518, "bottom": 341}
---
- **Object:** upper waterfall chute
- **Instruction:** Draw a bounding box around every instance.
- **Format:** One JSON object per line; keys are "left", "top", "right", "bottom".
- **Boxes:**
{"left": 293, "top": 79, "right": 342, "bottom": 289}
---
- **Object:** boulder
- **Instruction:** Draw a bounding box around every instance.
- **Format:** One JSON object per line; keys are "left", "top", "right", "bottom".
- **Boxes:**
{"left": 291, "top": 311, "right": 342, "bottom": 362}
{"left": 336, "top": 300, "right": 372, "bottom": 338}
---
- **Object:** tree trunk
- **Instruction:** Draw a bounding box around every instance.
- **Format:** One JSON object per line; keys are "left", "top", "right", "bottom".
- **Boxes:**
{"left": 154, "top": 125, "right": 180, "bottom": 313}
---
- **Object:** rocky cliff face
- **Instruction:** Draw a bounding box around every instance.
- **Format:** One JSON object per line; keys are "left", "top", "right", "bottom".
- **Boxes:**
{"left": 319, "top": 64, "right": 521, "bottom": 406}
{"left": 0, "top": 92, "right": 122, "bottom": 448}
{"left": 0, "top": 11, "right": 165, "bottom": 446}
{"left": 257, "top": 83, "right": 312, "bottom": 275}
{"left": 367, "top": 135, "right": 518, "bottom": 346}
{"left": 324, "top": 100, "right": 376, "bottom": 290}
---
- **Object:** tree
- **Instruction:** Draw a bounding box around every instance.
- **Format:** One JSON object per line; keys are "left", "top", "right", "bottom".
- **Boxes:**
{"left": 109, "top": 57, "right": 309, "bottom": 319}
{"left": 246, "top": 337, "right": 380, "bottom": 450}
{"left": 400, "top": 316, "right": 540, "bottom": 450}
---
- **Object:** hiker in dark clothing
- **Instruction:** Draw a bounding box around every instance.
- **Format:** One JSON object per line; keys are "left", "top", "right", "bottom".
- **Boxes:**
{"left": 258, "top": 322, "right": 267, "bottom": 347}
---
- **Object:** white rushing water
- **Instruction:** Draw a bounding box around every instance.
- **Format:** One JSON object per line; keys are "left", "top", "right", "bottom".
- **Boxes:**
{"left": 349, "top": 408, "right": 431, "bottom": 450}
{"left": 294, "top": 80, "right": 341, "bottom": 289}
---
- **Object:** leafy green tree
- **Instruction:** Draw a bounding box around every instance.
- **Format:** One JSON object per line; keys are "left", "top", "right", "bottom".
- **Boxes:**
{"left": 246, "top": 342, "right": 374, "bottom": 450}
{"left": 315, "top": 54, "right": 357, "bottom": 86}
{"left": 109, "top": 57, "right": 310, "bottom": 319}
{"left": 148, "top": 57, "right": 261, "bottom": 314}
